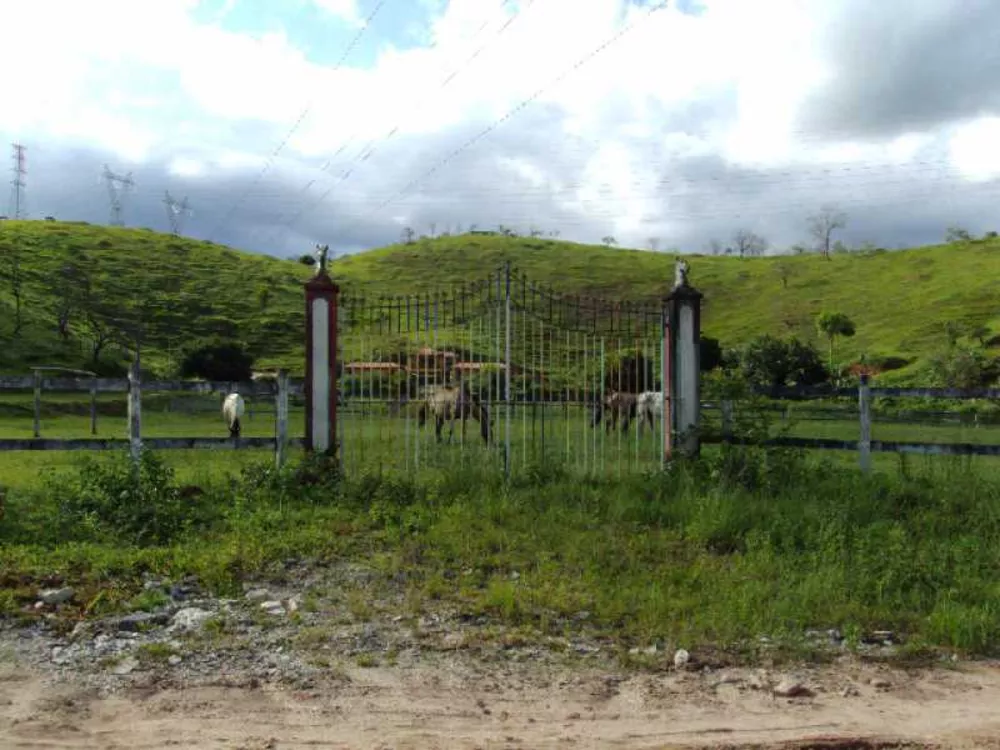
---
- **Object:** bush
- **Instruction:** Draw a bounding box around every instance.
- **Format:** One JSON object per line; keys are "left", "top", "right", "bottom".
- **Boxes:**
{"left": 51, "top": 450, "right": 207, "bottom": 546}
{"left": 927, "top": 348, "right": 1000, "bottom": 389}
{"left": 180, "top": 342, "right": 254, "bottom": 382}
{"left": 700, "top": 336, "right": 723, "bottom": 372}
{"left": 738, "top": 335, "right": 829, "bottom": 393}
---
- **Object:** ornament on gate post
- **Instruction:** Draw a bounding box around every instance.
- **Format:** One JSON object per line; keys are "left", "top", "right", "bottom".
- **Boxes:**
{"left": 305, "top": 243, "right": 339, "bottom": 456}
{"left": 666, "top": 258, "right": 703, "bottom": 459}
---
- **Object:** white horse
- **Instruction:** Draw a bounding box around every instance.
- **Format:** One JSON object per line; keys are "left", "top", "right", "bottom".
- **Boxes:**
{"left": 222, "top": 393, "right": 246, "bottom": 438}
{"left": 636, "top": 391, "right": 664, "bottom": 436}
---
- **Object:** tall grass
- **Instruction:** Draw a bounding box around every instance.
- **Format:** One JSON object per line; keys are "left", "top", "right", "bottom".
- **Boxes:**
{"left": 2, "top": 445, "right": 999, "bottom": 656}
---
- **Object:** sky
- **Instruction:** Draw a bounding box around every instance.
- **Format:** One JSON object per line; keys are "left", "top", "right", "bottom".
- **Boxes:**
{"left": 3, "top": 0, "right": 1000, "bottom": 260}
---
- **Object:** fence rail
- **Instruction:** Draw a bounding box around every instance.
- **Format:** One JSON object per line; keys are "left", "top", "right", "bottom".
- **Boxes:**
{"left": 722, "top": 376, "right": 1000, "bottom": 470}
{"left": 0, "top": 370, "right": 297, "bottom": 466}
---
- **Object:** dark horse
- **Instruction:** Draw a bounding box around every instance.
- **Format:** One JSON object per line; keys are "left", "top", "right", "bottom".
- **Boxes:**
{"left": 417, "top": 385, "right": 492, "bottom": 444}
{"left": 591, "top": 391, "right": 637, "bottom": 434}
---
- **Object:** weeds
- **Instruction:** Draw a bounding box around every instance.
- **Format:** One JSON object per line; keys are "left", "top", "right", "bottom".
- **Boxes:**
{"left": 1, "top": 446, "right": 1000, "bottom": 657}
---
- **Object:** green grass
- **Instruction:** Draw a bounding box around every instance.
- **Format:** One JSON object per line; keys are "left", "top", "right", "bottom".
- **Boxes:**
{"left": 2, "top": 219, "right": 1000, "bottom": 380}
{"left": 2, "top": 445, "right": 1000, "bottom": 659}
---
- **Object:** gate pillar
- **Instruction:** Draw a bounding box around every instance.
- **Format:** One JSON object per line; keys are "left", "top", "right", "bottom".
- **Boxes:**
{"left": 305, "top": 244, "right": 339, "bottom": 456}
{"left": 666, "top": 259, "right": 703, "bottom": 458}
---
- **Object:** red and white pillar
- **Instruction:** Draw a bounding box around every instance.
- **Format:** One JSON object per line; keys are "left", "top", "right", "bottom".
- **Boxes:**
{"left": 305, "top": 269, "right": 339, "bottom": 455}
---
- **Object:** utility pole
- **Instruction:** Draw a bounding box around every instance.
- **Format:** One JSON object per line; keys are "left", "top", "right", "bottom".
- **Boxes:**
{"left": 163, "top": 191, "right": 192, "bottom": 235}
{"left": 102, "top": 164, "right": 135, "bottom": 227}
{"left": 9, "top": 143, "right": 26, "bottom": 219}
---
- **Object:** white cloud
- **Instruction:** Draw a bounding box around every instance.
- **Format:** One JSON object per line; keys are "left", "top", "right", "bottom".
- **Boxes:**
{"left": 1, "top": 0, "right": 998, "bottom": 252}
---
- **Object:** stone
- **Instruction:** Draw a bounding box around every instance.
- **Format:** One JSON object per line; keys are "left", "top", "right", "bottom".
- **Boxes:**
{"left": 673, "top": 649, "right": 690, "bottom": 669}
{"left": 111, "top": 657, "right": 138, "bottom": 676}
{"left": 38, "top": 587, "right": 74, "bottom": 605}
{"left": 168, "top": 655, "right": 183, "bottom": 666}
{"left": 170, "top": 607, "right": 213, "bottom": 632}
{"left": 871, "top": 678, "right": 891, "bottom": 689}
{"left": 774, "top": 679, "right": 812, "bottom": 698}
{"left": 245, "top": 588, "right": 271, "bottom": 602}
{"left": 117, "top": 612, "right": 170, "bottom": 632}
{"left": 260, "top": 601, "right": 285, "bottom": 615}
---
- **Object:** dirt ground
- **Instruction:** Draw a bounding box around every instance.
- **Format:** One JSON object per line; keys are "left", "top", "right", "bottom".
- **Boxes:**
{"left": 3, "top": 657, "right": 1000, "bottom": 749}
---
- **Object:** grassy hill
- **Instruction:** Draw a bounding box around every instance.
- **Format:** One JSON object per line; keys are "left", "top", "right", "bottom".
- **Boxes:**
{"left": 1, "top": 219, "right": 999, "bottom": 381}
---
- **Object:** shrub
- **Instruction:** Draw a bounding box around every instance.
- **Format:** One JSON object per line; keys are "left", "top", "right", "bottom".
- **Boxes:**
{"left": 180, "top": 342, "right": 254, "bottom": 382}
{"left": 738, "top": 335, "right": 829, "bottom": 393}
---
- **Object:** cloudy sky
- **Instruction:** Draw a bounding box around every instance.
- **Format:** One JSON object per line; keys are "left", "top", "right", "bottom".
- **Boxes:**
{"left": 3, "top": 0, "right": 1000, "bottom": 259}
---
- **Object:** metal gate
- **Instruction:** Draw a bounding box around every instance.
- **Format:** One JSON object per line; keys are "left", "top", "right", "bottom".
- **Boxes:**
{"left": 335, "top": 263, "right": 670, "bottom": 479}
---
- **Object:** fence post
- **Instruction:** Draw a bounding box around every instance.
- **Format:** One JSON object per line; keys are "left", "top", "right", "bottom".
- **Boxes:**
{"left": 721, "top": 399, "right": 734, "bottom": 443}
{"left": 275, "top": 369, "right": 289, "bottom": 470}
{"left": 661, "top": 302, "right": 671, "bottom": 465}
{"left": 504, "top": 261, "right": 512, "bottom": 478}
{"left": 90, "top": 379, "right": 98, "bottom": 436}
{"left": 304, "top": 244, "right": 339, "bottom": 457}
{"left": 666, "top": 260, "right": 704, "bottom": 458}
{"left": 859, "top": 373, "right": 871, "bottom": 473}
{"left": 127, "top": 356, "right": 142, "bottom": 469}
{"left": 32, "top": 369, "right": 41, "bottom": 438}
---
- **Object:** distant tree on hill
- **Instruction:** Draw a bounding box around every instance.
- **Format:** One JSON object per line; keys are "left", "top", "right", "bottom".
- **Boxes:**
{"left": 530, "top": 227, "right": 544, "bottom": 238}
{"left": 647, "top": 237, "right": 660, "bottom": 252}
{"left": 401, "top": 227, "right": 415, "bottom": 244}
{"left": 706, "top": 239, "right": 723, "bottom": 255}
{"left": 601, "top": 236, "right": 617, "bottom": 247}
{"left": 816, "top": 311, "right": 857, "bottom": 373}
{"left": 428, "top": 222, "right": 437, "bottom": 238}
{"left": 807, "top": 205, "right": 847, "bottom": 259}
{"left": 732, "top": 229, "right": 767, "bottom": 258}
{"left": 945, "top": 226, "right": 973, "bottom": 243}
{"left": 298, "top": 254, "right": 315, "bottom": 266}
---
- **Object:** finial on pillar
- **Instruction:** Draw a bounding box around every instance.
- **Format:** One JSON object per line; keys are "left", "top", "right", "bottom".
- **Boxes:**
{"left": 313, "top": 243, "right": 330, "bottom": 277}
{"left": 673, "top": 258, "right": 690, "bottom": 290}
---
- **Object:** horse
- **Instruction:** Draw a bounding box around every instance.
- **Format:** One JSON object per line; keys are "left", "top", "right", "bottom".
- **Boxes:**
{"left": 591, "top": 391, "right": 637, "bottom": 434}
{"left": 417, "top": 385, "right": 491, "bottom": 444}
{"left": 636, "top": 391, "right": 664, "bottom": 436}
{"left": 222, "top": 393, "right": 245, "bottom": 438}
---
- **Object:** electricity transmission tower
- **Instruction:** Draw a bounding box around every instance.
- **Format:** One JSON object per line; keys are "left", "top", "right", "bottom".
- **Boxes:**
{"left": 9, "top": 143, "right": 26, "bottom": 219}
{"left": 102, "top": 164, "right": 135, "bottom": 226}
{"left": 163, "top": 191, "right": 192, "bottom": 235}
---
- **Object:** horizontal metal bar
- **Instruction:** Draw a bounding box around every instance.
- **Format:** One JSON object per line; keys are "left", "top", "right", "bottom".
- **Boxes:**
{"left": 755, "top": 385, "right": 1000, "bottom": 400}
{"left": 0, "top": 376, "right": 304, "bottom": 396}
{"left": 706, "top": 435, "right": 1000, "bottom": 456}
{"left": 0, "top": 437, "right": 307, "bottom": 452}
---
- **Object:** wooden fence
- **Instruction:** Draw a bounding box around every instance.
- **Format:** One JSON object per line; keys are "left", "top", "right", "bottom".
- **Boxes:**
{"left": 0, "top": 368, "right": 306, "bottom": 466}
{"left": 712, "top": 378, "right": 1000, "bottom": 472}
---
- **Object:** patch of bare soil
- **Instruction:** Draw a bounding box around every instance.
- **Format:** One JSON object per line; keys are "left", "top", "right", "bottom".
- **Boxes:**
{"left": 2, "top": 656, "right": 1000, "bottom": 749}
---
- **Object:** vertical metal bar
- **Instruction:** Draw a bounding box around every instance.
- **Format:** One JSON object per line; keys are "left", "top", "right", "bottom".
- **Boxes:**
{"left": 600, "top": 337, "right": 605, "bottom": 477}
{"left": 127, "top": 355, "right": 142, "bottom": 471}
{"left": 504, "top": 262, "right": 512, "bottom": 478}
{"left": 566, "top": 329, "right": 571, "bottom": 468}
{"left": 721, "top": 399, "right": 733, "bottom": 443}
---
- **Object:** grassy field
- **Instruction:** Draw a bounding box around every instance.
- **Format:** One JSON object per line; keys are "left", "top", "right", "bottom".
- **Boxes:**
{"left": 2, "top": 437, "right": 1000, "bottom": 659}
{"left": 2, "top": 219, "right": 999, "bottom": 381}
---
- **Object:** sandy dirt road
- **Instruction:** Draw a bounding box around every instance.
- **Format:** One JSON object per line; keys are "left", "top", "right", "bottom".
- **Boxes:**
{"left": 2, "top": 657, "right": 1000, "bottom": 749}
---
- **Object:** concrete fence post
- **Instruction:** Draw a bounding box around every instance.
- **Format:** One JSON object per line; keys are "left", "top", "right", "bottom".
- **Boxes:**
{"left": 666, "top": 260, "right": 704, "bottom": 459}
{"left": 304, "top": 245, "right": 339, "bottom": 457}
{"left": 127, "top": 356, "right": 142, "bottom": 469}
{"left": 859, "top": 373, "right": 872, "bottom": 473}
{"left": 32, "top": 370, "right": 41, "bottom": 438}
{"left": 276, "top": 369, "right": 289, "bottom": 469}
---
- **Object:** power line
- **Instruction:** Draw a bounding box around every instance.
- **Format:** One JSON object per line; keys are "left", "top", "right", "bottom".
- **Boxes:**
{"left": 265, "top": 0, "right": 534, "bottom": 249}
{"left": 102, "top": 164, "right": 135, "bottom": 227}
{"left": 278, "top": 0, "right": 672, "bottom": 245}
{"left": 9, "top": 143, "right": 26, "bottom": 219}
{"left": 206, "top": 0, "right": 391, "bottom": 242}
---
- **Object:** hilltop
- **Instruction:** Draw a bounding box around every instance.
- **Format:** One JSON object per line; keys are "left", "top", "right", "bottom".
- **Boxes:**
{"left": 1, "top": 219, "right": 999, "bottom": 380}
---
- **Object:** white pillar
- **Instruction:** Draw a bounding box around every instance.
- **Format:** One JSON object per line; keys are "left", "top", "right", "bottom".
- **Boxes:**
{"left": 667, "top": 265, "right": 703, "bottom": 458}
{"left": 305, "top": 267, "right": 339, "bottom": 455}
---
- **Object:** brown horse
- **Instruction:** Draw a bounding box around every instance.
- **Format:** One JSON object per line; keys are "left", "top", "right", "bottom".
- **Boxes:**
{"left": 591, "top": 391, "right": 637, "bottom": 434}
{"left": 418, "top": 385, "right": 492, "bottom": 444}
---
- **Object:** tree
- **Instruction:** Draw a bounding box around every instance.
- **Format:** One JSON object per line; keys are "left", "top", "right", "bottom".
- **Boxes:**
{"left": 47, "top": 262, "right": 86, "bottom": 341}
{"left": 297, "top": 253, "right": 315, "bottom": 266}
{"left": 807, "top": 206, "right": 847, "bottom": 259}
{"left": 945, "top": 226, "right": 973, "bottom": 243}
{"left": 401, "top": 227, "right": 415, "bottom": 244}
{"left": 732, "top": 229, "right": 767, "bottom": 258}
{"left": 601, "top": 236, "right": 617, "bottom": 247}
{"left": 428, "top": 222, "right": 437, "bottom": 238}
{"left": 180, "top": 342, "right": 255, "bottom": 382}
{"left": 740, "top": 335, "right": 828, "bottom": 394}
{"left": 647, "top": 237, "right": 660, "bottom": 252}
{"left": 700, "top": 336, "right": 724, "bottom": 372}
{"left": 2, "top": 243, "right": 25, "bottom": 337}
{"left": 706, "top": 239, "right": 724, "bottom": 256}
{"left": 815, "top": 311, "right": 857, "bottom": 373}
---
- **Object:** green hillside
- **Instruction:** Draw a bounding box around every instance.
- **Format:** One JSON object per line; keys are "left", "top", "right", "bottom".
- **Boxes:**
{"left": 1, "top": 219, "right": 999, "bottom": 380}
